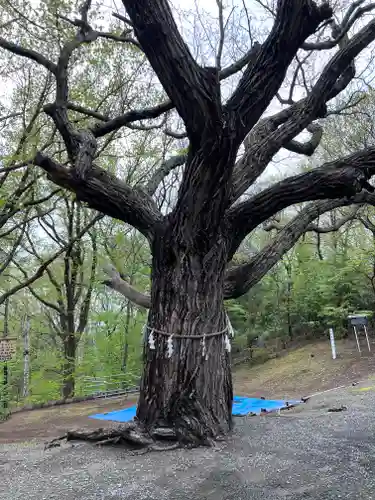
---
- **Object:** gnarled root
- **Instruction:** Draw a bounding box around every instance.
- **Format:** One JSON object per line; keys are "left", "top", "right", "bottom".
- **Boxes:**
{"left": 45, "top": 393, "right": 230, "bottom": 453}
{"left": 44, "top": 422, "right": 183, "bottom": 453}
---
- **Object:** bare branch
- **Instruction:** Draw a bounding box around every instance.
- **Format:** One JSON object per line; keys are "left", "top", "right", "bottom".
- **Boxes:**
{"left": 0, "top": 214, "right": 103, "bottom": 306}
{"left": 92, "top": 101, "right": 174, "bottom": 138}
{"left": 34, "top": 152, "right": 162, "bottom": 239}
{"left": 215, "top": 0, "right": 225, "bottom": 70}
{"left": 225, "top": 0, "right": 332, "bottom": 143}
{"left": 227, "top": 146, "right": 375, "bottom": 257}
{"left": 0, "top": 111, "right": 22, "bottom": 123}
{"left": 112, "top": 11, "right": 133, "bottom": 27}
{"left": 0, "top": 37, "right": 57, "bottom": 74}
{"left": 145, "top": 154, "right": 187, "bottom": 196}
{"left": 164, "top": 128, "right": 187, "bottom": 140}
{"left": 224, "top": 194, "right": 375, "bottom": 299}
{"left": 231, "top": 16, "right": 375, "bottom": 201}
{"left": 302, "top": 1, "right": 375, "bottom": 51}
{"left": 284, "top": 123, "right": 323, "bottom": 156}
{"left": 264, "top": 207, "right": 360, "bottom": 233}
{"left": 67, "top": 102, "right": 109, "bottom": 121}
{"left": 102, "top": 263, "right": 151, "bottom": 308}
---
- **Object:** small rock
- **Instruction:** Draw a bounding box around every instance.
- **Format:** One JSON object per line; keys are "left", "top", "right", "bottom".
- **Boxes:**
{"left": 328, "top": 405, "right": 347, "bottom": 413}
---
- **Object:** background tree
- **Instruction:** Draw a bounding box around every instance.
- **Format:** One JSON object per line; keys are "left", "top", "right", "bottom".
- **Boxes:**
{"left": 15, "top": 196, "right": 98, "bottom": 398}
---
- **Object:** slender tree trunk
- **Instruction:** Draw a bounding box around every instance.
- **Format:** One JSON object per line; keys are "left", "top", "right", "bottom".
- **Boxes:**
{"left": 285, "top": 261, "right": 293, "bottom": 342}
{"left": 121, "top": 300, "right": 132, "bottom": 374}
{"left": 22, "top": 316, "right": 30, "bottom": 399}
{"left": 136, "top": 226, "right": 233, "bottom": 443}
{"left": 62, "top": 334, "right": 76, "bottom": 399}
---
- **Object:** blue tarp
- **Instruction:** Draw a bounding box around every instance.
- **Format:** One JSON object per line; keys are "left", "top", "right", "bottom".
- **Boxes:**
{"left": 90, "top": 405, "right": 137, "bottom": 423}
{"left": 232, "top": 396, "right": 301, "bottom": 416}
{"left": 89, "top": 396, "right": 302, "bottom": 423}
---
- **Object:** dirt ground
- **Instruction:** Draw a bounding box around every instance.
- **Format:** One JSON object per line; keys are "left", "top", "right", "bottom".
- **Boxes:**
{"left": 2, "top": 381, "right": 375, "bottom": 499}
{"left": 1, "top": 338, "right": 374, "bottom": 444}
{"left": 0, "top": 395, "right": 138, "bottom": 443}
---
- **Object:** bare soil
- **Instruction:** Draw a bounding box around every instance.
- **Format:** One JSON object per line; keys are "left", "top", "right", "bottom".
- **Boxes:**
{"left": 0, "top": 395, "right": 138, "bottom": 443}
{"left": 1, "top": 338, "right": 375, "bottom": 444}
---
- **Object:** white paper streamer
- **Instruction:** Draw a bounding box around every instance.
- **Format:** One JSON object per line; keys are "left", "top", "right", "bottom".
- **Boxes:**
{"left": 148, "top": 329, "right": 156, "bottom": 350}
{"left": 226, "top": 313, "right": 235, "bottom": 337}
{"left": 142, "top": 323, "right": 148, "bottom": 342}
{"left": 224, "top": 334, "right": 231, "bottom": 352}
{"left": 201, "top": 335, "right": 207, "bottom": 358}
{"left": 167, "top": 335, "right": 174, "bottom": 358}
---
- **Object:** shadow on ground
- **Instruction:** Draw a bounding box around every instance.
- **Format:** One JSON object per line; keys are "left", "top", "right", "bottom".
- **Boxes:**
{"left": 1, "top": 380, "right": 375, "bottom": 499}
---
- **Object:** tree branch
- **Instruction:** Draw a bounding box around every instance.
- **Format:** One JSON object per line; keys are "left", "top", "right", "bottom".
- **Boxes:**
{"left": 92, "top": 101, "right": 174, "bottom": 138}
{"left": 121, "top": 0, "right": 222, "bottom": 144}
{"left": 0, "top": 37, "right": 57, "bottom": 73}
{"left": 264, "top": 207, "right": 360, "bottom": 233}
{"left": 268, "top": 17, "right": 375, "bottom": 152}
{"left": 283, "top": 123, "right": 323, "bottom": 156}
{"left": 226, "top": 146, "right": 375, "bottom": 257}
{"left": 357, "top": 214, "right": 375, "bottom": 233}
{"left": 302, "top": 1, "right": 375, "bottom": 51}
{"left": 102, "top": 263, "right": 151, "bottom": 308}
{"left": 145, "top": 153, "right": 187, "bottom": 196}
{"left": 0, "top": 214, "right": 103, "bottom": 306}
{"left": 225, "top": 0, "right": 332, "bottom": 143}
{"left": 224, "top": 194, "right": 375, "bottom": 299}
{"left": 77, "top": 229, "right": 98, "bottom": 333}
{"left": 34, "top": 152, "right": 162, "bottom": 239}
{"left": 231, "top": 15, "right": 375, "bottom": 201}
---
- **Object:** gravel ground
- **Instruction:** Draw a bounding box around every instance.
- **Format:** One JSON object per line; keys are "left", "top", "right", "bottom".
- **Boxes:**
{"left": 1, "top": 381, "right": 375, "bottom": 500}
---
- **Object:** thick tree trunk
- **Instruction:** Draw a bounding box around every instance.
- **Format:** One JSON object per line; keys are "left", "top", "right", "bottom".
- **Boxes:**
{"left": 62, "top": 335, "right": 76, "bottom": 399}
{"left": 136, "top": 226, "right": 233, "bottom": 444}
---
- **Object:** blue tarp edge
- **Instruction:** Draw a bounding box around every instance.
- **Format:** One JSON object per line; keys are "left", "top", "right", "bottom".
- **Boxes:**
{"left": 89, "top": 397, "right": 303, "bottom": 423}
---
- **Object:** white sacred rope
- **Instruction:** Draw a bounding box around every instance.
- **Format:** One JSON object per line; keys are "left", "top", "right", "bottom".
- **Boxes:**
{"left": 142, "top": 313, "right": 235, "bottom": 359}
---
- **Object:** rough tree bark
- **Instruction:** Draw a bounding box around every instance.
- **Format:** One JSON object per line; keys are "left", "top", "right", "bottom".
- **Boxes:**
{"left": 3, "top": 0, "right": 375, "bottom": 448}
{"left": 62, "top": 335, "right": 76, "bottom": 399}
{"left": 136, "top": 225, "right": 233, "bottom": 441}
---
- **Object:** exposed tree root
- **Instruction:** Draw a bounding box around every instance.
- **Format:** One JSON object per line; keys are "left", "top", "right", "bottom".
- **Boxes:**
{"left": 44, "top": 391, "right": 231, "bottom": 453}
{"left": 44, "top": 411, "right": 225, "bottom": 453}
{"left": 44, "top": 421, "right": 199, "bottom": 453}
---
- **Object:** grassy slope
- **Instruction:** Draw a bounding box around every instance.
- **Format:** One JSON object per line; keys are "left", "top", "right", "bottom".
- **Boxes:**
{"left": 234, "top": 339, "right": 375, "bottom": 399}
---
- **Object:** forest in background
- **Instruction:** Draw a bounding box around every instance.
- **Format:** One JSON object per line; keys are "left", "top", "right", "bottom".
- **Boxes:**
{"left": 0, "top": 0, "right": 375, "bottom": 413}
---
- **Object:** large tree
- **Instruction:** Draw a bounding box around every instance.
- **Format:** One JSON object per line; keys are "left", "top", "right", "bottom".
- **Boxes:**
{"left": 2, "top": 0, "right": 375, "bottom": 445}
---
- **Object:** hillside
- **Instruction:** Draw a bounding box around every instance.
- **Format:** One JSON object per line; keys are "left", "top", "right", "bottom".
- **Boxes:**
{"left": 234, "top": 338, "right": 375, "bottom": 399}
